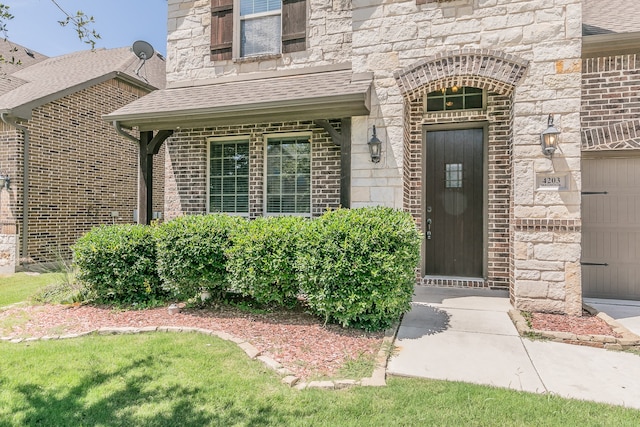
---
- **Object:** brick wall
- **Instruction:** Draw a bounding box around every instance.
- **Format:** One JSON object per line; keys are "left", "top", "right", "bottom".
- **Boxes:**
{"left": 582, "top": 54, "right": 640, "bottom": 150}
{"left": 3, "top": 79, "right": 164, "bottom": 264}
{"left": 164, "top": 120, "right": 341, "bottom": 219}
{"left": 403, "top": 91, "right": 512, "bottom": 289}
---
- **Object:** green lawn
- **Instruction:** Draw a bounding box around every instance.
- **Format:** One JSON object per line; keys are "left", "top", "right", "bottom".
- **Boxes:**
{"left": 0, "top": 272, "right": 63, "bottom": 307}
{"left": 1, "top": 333, "right": 638, "bottom": 426}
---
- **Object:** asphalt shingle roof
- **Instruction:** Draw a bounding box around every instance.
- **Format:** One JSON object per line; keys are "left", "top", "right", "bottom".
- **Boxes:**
{"left": 104, "top": 69, "right": 372, "bottom": 129}
{"left": 0, "top": 45, "right": 165, "bottom": 117}
{"left": 583, "top": 0, "right": 640, "bottom": 35}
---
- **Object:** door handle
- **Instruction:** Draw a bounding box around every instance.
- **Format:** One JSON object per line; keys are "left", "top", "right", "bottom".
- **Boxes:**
{"left": 426, "top": 218, "right": 432, "bottom": 240}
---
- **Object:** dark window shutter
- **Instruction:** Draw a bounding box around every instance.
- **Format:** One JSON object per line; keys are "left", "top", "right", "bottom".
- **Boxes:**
{"left": 282, "top": 0, "right": 306, "bottom": 53}
{"left": 211, "top": 0, "right": 233, "bottom": 60}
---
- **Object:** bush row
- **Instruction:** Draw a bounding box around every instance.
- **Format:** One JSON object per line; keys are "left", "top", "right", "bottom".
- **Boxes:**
{"left": 72, "top": 207, "right": 421, "bottom": 331}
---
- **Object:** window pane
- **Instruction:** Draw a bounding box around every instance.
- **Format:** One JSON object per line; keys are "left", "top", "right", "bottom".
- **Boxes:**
{"left": 241, "top": 15, "right": 281, "bottom": 57}
{"left": 465, "top": 94, "right": 483, "bottom": 109}
{"left": 426, "top": 97, "right": 444, "bottom": 112}
{"left": 210, "top": 195, "right": 222, "bottom": 212}
{"left": 209, "top": 141, "right": 249, "bottom": 214}
{"left": 446, "top": 163, "right": 463, "bottom": 189}
{"left": 266, "top": 137, "right": 311, "bottom": 215}
{"left": 426, "top": 87, "right": 484, "bottom": 112}
{"left": 240, "top": 0, "right": 281, "bottom": 15}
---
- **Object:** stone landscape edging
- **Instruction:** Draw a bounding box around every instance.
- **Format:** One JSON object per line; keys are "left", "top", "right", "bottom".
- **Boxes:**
{"left": 1, "top": 321, "right": 399, "bottom": 389}
{"left": 509, "top": 306, "right": 640, "bottom": 350}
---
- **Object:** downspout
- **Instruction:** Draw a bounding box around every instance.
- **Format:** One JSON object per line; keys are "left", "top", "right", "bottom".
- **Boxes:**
{"left": 113, "top": 121, "right": 140, "bottom": 144}
{"left": 1, "top": 113, "right": 29, "bottom": 262}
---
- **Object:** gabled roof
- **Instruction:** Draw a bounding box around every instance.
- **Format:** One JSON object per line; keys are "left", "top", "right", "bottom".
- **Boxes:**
{"left": 104, "top": 68, "right": 372, "bottom": 131}
{"left": 0, "top": 39, "right": 48, "bottom": 75}
{"left": 0, "top": 45, "right": 166, "bottom": 120}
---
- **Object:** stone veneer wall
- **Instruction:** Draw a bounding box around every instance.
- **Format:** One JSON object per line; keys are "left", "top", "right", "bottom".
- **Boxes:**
{"left": 164, "top": 0, "right": 584, "bottom": 314}
{"left": 164, "top": 121, "right": 341, "bottom": 220}
{"left": 4, "top": 79, "right": 164, "bottom": 265}
{"left": 166, "top": 0, "right": 353, "bottom": 83}
{"left": 582, "top": 54, "right": 640, "bottom": 151}
{"left": 350, "top": 0, "right": 583, "bottom": 315}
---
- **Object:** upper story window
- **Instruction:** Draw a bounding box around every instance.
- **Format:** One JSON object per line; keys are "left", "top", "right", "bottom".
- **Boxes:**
{"left": 240, "top": 0, "right": 281, "bottom": 57}
{"left": 426, "top": 86, "right": 484, "bottom": 112}
{"left": 211, "top": 0, "right": 307, "bottom": 61}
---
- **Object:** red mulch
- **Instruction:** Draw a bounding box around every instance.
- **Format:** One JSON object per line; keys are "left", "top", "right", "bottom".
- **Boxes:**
{"left": 530, "top": 311, "right": 622, "bottom": 338}
{"left": 0, "top": 303, "right": 383, "bottom": 380}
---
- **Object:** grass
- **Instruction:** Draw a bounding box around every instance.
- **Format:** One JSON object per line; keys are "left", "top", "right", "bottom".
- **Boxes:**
{"left": 0, "top": 272, "right": 63, "bottom": 307}
{"left": 0, "top": 333, "right": 638, "bottom": 426}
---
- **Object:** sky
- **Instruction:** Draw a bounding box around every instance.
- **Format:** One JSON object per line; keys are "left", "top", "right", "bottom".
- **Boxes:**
{"left": 6, "top": 0, "right": 168, "bottom": 57}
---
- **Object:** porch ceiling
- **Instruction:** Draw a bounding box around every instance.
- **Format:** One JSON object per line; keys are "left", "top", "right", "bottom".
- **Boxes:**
{"left": 104, "top": 70, "right": 372, "bottom": 131}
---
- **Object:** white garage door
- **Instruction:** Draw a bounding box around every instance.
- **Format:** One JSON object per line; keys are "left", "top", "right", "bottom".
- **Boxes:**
{"left": 582, "top": 155, "right": 640, "bottom": 300}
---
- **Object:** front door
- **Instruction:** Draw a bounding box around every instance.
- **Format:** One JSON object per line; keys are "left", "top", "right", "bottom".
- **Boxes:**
{"left": 424, "top": 128, "right": 484, "bottom": 277}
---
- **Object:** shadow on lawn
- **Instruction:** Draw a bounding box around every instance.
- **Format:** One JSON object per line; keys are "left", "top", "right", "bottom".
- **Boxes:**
{"left": 5, "top": 355, "right": 286, "bottom": 426}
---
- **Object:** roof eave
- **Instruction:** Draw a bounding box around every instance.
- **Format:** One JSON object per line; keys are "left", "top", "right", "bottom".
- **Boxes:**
{"left": 105, "top": 91, "right": 371, "bottom": 131}
{"left": 2, "top": 71, "right": 157, "bottom": 118}
{"left": 583, "top": 31, "right": 640, "bottom": 58}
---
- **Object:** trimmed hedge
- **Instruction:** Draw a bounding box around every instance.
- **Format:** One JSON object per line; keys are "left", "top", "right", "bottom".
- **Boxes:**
{"left": 72, "top": 208, "right": 421, "bottom": 331}
{"left": 155, "top": 214, "right": 246, "bottom": 299}
{"left": 72, "top": 224, "right": 164, "bottom": 305}
{"left": 226, "top": 216, "right": 306, "bottom": 306}
{"left": 296, "top": 207, "right": 421, "bottom": 331}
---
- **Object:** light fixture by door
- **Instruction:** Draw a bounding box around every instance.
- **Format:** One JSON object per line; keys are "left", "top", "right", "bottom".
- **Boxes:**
{"left": 368, "top": 125, "right": 382, "bottom": 163}
{"left": 541, "top": 114, "right": 560, "bottom": 157}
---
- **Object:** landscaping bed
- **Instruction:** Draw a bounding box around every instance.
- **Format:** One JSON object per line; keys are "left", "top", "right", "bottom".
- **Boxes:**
{"left": 0, "top": 303, "right": 383, "bottom": 380}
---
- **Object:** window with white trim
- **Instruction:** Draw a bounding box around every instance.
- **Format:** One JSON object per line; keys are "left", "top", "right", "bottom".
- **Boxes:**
{"left": 239, "top": 0, "right": 281, "bottom": 57}
{"left": 265, "top": 135, "right": 311, "bottom": 215}
{"left": 208, "top": 138, "right": 250, "bottom": 214}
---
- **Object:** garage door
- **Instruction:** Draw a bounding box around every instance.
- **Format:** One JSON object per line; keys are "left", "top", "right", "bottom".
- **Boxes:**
{"left": 582, "top": 155, "right": 640, "bottom": 299}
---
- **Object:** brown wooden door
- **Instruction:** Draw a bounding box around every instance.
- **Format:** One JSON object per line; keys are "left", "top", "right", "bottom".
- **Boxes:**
{"left": 425, "top": 128, "right": 484, "bottom": 277}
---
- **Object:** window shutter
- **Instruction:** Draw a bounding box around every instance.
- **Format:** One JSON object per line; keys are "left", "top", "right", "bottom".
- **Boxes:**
{"left": 211, "top": 0, "right": 233, "bottom": 60}
{"left": 282, "top": 0, "right": 306, "bottom": 53}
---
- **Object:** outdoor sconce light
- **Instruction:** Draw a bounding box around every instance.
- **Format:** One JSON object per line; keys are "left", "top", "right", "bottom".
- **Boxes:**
{"left": 541, "top": 114, "right": 561, "bottom": 157}
{"left": 368, "top": 125, "right": 382, "bottom": 163}
{"left": 0, "top": 174, "right": 9, "bottom": 190}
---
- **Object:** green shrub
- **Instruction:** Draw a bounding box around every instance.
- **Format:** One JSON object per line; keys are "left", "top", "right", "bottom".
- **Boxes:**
{"left": 155, "top": 214, "right": 245, "bottom": 299}
{"left": 227, "top": 216, "right": 306, "bottom": 306}
{"left": 72, "top": 224, "right": 164, "bottom": 305}
{"left": 297, "top": 207, "right": 421, "bottom": 331}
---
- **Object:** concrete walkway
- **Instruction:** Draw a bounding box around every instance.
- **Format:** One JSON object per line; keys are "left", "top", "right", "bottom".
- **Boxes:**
{"left": 387, "top": 287, "right": 640, "bottom": 410}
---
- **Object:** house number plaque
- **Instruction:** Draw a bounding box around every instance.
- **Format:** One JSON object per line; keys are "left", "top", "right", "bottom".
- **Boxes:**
{"left": 536, "top": 173, "right": 569, "bottom": 191}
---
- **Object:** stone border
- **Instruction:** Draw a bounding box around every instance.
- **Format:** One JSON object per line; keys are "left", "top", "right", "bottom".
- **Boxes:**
{"left": 1, "top": 322, "right": 399, "bottom": 390}
{"left": 508, "top": 306, "right": 640, "bottom": 350}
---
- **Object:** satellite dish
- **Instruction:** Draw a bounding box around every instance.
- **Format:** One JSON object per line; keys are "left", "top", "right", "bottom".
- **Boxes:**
{"left": 132, "top": 40, "right": 154, "bottom": 61}
{"left": 132, "top": 40, "right": 154, "bottom": 81}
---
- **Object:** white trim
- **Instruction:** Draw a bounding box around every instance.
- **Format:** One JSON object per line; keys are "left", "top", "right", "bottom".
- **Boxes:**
{"left": 234, "top": 0, "right": 283, "bottom": 59}
{"left": 263, "top": 131, "right": 313, "bottom": 217}
{"left": 206, "top": 135, "right": 251, "bottom": 216}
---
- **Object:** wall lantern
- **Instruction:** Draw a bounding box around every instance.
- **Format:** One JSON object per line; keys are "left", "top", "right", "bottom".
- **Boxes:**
{"left": 368, "top": 125, "right": 382, "bottom": 163}
{"left": 541, "top": 114, "right": 560, "bottom": 157}
{"left": 0, "top": 173, "right": 9, "bottom": 190}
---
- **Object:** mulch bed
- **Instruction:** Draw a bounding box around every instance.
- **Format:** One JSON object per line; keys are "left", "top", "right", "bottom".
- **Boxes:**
{"left": 530, "top": 311, "right": 622, "bottom": 338}
{"left": 0, "top": 303, "right": 384, "bottom": 380}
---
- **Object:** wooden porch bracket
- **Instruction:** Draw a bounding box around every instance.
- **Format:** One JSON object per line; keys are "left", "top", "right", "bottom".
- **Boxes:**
{"left": 313, "top": 119, "right": 351, "bottom": 208}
